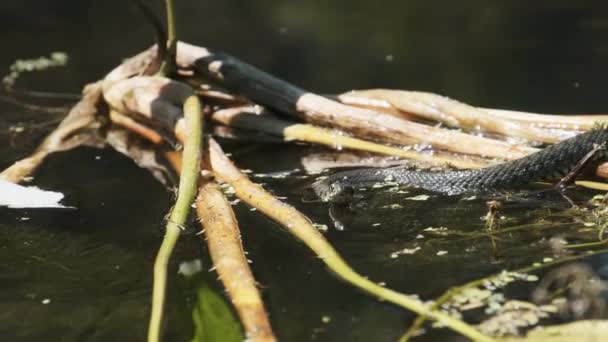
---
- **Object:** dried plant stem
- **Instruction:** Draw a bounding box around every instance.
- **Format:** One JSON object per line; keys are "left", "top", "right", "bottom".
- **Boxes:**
{"left": 283, "top": 124, "right": 489, "bottom": 169}
{"left": 575, "top": 180, "right": 608, "bottom": 191}
{"left": 109, "top": 110, "right": 164, "bottom": 144}
{"left": 0, "top": 82, "right": 104, "bottom": 182}
{"left": 196, "top": 178, "right": 276, "bottom": 341}
{"left": 206, "top": 138, "right": 493, "bottom": 342}
{"left": 596, "top": 163, "right": 608, "bottom": 179}
{"left": 1, "top": 150, "right": 51, "bottom": 183}
{"left": 339, "top": 89, "right": 565, "bottom": 143}
{"left": 166, "top": 151, "right": 276, "bottom": 342}
{"left": 148, "top": 95, "right": 202, "bottom": 342}
{"left": 211, "top": 107, "right": 490, "bottom": 169}
{"left": 483, "top": 108, "right": 608, "bottom": 130}
{"left": 340, "top": 89, "right": 608, "bottom": 132}
{"left": 175, "top": 42, "right": 536, "bottom": 160}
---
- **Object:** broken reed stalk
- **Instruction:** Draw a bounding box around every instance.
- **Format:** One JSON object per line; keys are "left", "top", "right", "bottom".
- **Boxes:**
{"left": 165, "top": 151, "right": 277, "bottom": 342}
{"left": 399, "top": 247, "right": 608, "bottom": 341}
{"left": 175, "top": 42, "right": 536, "bottom": 160}
{"left": 575, "top": 180, "right": 608, "bottom": 191}
{"left": 148, "top": 95, "right": 202, "bottom": 342}
{"left": 482, "top": 108, "right": 608, "bottom": 130}
{"left": 211, "top": 107, "right": 490, "bottom": 169}
{"left": 338, "top": 90, "right": 608, "bottom": 132}
{"left": 204, "top": 138, "right": 494, "bottom": 342}
{"left": 109, "top": 109, "right": 164, "bottom": 144}
{"left": 339, "top": 90, "right": 567, "bottom": 143}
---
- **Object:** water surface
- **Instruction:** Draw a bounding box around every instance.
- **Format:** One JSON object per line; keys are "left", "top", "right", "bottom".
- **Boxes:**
{"left": 1, "top": 1, "right": 608, "bottom": 341}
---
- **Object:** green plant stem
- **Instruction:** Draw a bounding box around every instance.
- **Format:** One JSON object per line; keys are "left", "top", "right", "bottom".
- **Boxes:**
{"left": 323, "top": 255, "right": 495, "bottom": 342}
{"left": 564, "top": 240, "right": 608, "bottom": 249}
{"left": 148, "top": 95, "right": 202, "bottom": 342}
{"left": 165, "top": 0, "right": 176, "bottom": 41}
{"left": 159, "top": 0, "right": 177, "bottom": 76}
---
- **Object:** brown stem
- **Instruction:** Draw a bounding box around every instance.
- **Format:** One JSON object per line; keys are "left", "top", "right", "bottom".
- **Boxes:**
{"left": 166, "top": 151, "right": 276, "bottom": 342}
{"left": 211, "top": 106, "right": 491, "bottom": 169}
{"left": 339, "top": 89, "right": 571, "bottom": 143}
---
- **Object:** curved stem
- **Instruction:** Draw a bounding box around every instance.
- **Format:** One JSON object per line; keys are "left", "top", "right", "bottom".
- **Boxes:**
{"left": 148, "top": 95, "right": 202, "bottom": 342}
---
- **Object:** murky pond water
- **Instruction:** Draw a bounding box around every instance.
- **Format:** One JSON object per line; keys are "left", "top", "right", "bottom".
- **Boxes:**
{"left": 2, "top": 1, "right": 608, "bottom": 341}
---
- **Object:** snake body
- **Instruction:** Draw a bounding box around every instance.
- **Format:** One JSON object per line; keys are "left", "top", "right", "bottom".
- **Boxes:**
{"left": 313, "top": 128, "right": 608, "bottom": 201}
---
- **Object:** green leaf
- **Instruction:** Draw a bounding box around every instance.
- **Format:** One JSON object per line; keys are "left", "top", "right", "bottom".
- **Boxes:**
{"left": 190, "top": 275, "right": 244, "bottom": 342}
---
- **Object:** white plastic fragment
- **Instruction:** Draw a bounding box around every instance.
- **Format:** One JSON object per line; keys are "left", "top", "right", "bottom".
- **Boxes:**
{"left": 0, "top": 180, "right": 68, "bottom": 209}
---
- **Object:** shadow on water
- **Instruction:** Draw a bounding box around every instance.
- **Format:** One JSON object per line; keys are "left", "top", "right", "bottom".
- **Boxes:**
{"left": 2, "top": 1, "right": 608, "bottom": 341}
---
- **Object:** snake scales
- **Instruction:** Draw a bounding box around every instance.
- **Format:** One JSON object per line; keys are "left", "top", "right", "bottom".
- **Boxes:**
{"left": 313, "top": 128, "right": 608, "bottom": 201}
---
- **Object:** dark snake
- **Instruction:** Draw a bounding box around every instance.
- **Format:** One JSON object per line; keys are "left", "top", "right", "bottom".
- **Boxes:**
{"left": 313, "top": 127, "right": 608, "bottom": 201}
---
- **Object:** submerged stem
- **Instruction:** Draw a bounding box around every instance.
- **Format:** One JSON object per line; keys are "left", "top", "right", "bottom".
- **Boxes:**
{"left": 148, "top": 95, "right": 202, "bottom": 342}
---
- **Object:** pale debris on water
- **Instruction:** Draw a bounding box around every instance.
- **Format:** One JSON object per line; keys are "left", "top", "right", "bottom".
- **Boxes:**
{"left": 382, "top": 203, "right": 403, "bottom": 209}
{"left": 477, "top": 300, "right": 556, "bottom": 337}
{"left": 313, "top": 223, "right": 328, "bottom": 232}
{"left": 218, "top": 182, "right": 236, "bottom": 196}
{"left": 0, "top": 180, "right": 69, "bottom": 208}
{"left": 423, "top": 226, "right": 448, "bottom": 235}
{"left": 390, "top": 246, "right": 421, "bottom": 258}
{"left": 178, "top": 259, "right": 203, "bottom": 277}
{"left": 253, "top": 169, "right": 300, "bottom": 179}
{"left": 406, "top": 194, "right": 431, "bottom": 201}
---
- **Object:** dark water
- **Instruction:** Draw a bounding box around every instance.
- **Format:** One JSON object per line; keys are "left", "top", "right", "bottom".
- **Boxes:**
{"left": 2, "top": 1, "right": 608, "bottom": 341}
